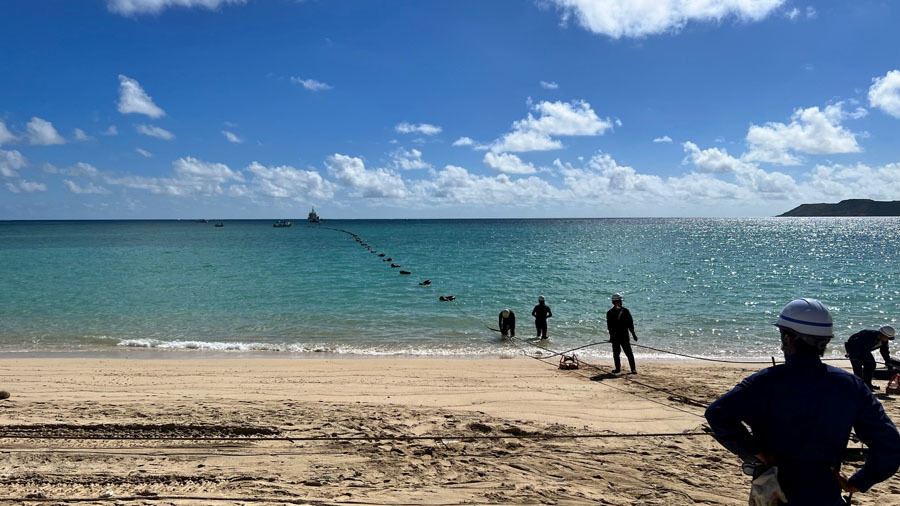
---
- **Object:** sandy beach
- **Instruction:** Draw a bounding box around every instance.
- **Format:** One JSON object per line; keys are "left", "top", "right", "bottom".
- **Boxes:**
{"left": 1, "top": 356, "right": 898, "bottom": 505}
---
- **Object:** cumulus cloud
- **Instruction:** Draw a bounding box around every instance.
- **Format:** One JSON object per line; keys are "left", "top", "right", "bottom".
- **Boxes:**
{"left": 104, "top": 125, "right": 119, "bottom": 136}
{"left": 653, "top": 135, "right": 673, "bottom": 143}
{"left": 104, "top": 156, "right": 242, "bottom": 196}
{"left": 107, "top": 0, "right": 246, "bottom": 16}
{"left": 682, "top": 142, "right": 797, "bottom": 197}
{"left": 136, "top": 124, "right": 175, "bottom": 140}
{"left": 391, "top": 148, "right": 431, "bottom": 170}
{"left": 44, "top": 161, "right": 102, "bottom": 178}
{"left": 136, "top": 148, "right": 153, "bottom": 158}
{"left": 5, "top": 180, "right": 46, "bottom": 193}
{"left": 452, "top": 137, "right": 474, "bottom": 147}
{"left": 0, "top": 121, "right": 16, "bottom": 145}
{"left": 491, "top": 99, "right": 614, "bottom": 153}
{"left": 868, "top": 69, "right": 900, "bottom": 118}
{"left": 0, "top": 149, "right": 27, "bottom": 178}
{"left": 540, "top": 80, "right": 559, "bottom": 89}
{"left": 117, "top": 75, "right": 165, "bottom": 118}
{"left": 245, "top": 161, "right": 336, "bottom": 200}
{"left": 809, "top": 161, "right": 900, "bottom": 201}
{"left": 290, "top": 77, "right": 333, "bottom": 91}
{"left": 74, "top": 128, "right": 92, "bottom": 141}
{"left": 743, "top": 103, "right": 861, "bottom": 165}
{"left": 548, "top": 0, "right": 786, "bottom": 39}
{"left": 326, "top": 153, "right": 407, "bottom": 198}
{"left": 395, "top": 122, "right": 442, "bottom": 136}
{"left": 27, "top": 117, "right": 65, "bottom": 145}
{"left": 785, "top": 7, "right": 800, "bottom": 19}
{"left": 222, "top": 130, "right": 243, "bottom": 143}
{"left": 64, "top": 179, "right": 110, "bottom": 195}
{"left": 483, "top": 152, "right": 538, "bottom": 174}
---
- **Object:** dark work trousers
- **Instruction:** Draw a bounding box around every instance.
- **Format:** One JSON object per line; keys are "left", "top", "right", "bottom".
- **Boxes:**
{"left": 535, "top": 319, "right": 548, "bottom": 338}
{"left": 846, "top": 343, "right": 876, "bottom": 387}
{"left": 612, "top": 339, "right": 636, "bottom": 373}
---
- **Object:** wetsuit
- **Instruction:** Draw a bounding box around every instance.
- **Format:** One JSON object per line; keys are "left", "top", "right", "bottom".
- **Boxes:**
{"left": 498, "top": 311, "right": 516, "bottom": 338}
{"left": 531, "top": 303, "right": 551, "bottom": 339}
{"left": 845, "top": 330, "right": 891, "bottom": 389}
{"left": 606, "top": 305, "right": 636, "bottom": 373}
{"left": 705, "top": 354, "right": 900, "bottom": 505}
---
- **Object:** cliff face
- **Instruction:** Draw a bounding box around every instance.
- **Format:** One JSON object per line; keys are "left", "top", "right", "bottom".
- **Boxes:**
{"left": 778, "top": 199, "right": 900, "bottom": 217}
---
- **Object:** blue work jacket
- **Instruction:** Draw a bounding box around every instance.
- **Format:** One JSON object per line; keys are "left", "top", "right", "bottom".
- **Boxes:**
{"left": 705, "top": 353, "right": 900, "bottom": 505}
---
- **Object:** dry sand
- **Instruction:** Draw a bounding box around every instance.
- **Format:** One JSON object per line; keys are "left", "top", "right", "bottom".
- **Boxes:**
{"left": 1, "top": 356, "right": 899, "bottom": 505}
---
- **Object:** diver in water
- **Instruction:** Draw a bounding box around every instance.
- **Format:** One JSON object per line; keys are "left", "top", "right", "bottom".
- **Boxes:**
{"left": 531, "top": 296, "right": 552, "bottom": 340}
{"left": 498, "top": 308, "right": 516, "bottom": 338}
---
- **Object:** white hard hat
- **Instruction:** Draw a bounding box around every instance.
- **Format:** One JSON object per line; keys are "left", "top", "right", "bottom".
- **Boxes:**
{"left": 611, "top": 293, "right": 623, "bottom": 302}
{"left": 880, "top": 325, "right": 896, "bottom": 340}
{"left": 774, "top": 298, "right": 833, "bottom": 338}
{"left": 538, "top": 295, "right": 545, "bottom": 302}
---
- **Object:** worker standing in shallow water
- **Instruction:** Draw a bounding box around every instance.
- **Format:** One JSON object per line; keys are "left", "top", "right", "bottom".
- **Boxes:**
{"left": 531, "top": 296, "right": 551, "bottom": 340}
{"left": 845, "top": 325, "right": 895, "bottom": 391}
{"left": 705, "top": 298, "right": 900, "bottom": 506}
{"left": 498, "top": 308, "right": 516, "bottom": 339}
{"left": 606, "top": 293, "right": 637, "bottom": 374}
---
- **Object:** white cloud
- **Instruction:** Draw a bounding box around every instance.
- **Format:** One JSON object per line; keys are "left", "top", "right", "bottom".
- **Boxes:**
{"left": 222, "top": 130, "right": 243, "bottom": 143}
{"left": 136, "top": 148, "right": 153, "bottom": 158}
{"left": 743, "top": 103, "right": 861, "bottom": 165}
{"left": 104, "top": 156, "right": 242, "bottom": 196}
{"left": 107, "top": 0, "right": 246, "bottom": 16}
{"left": 683, "top": 141, "right": 753, "bottom": 174}
{"left": 0, "top": 121, "right": 16, "bottom": 145}
{"left": 395, "top": 122, "right": 442, "bottom": 136}
{"left": 809, "top": 161, "right": 900, "bottom": 201}
{"left": 868, "top": 69, "right": 900, "bottom": 118}
{"left": 246, "top": 161, "right": 336, "bottom": 200}
{"left": 136, "top": 124, "right": 175, "bottom": 140}
{"left": 653, "top": 135, "right": 673, "bottom": 143}
{"left": 0, "top": 149, "right": 27, "bottom": 178}
{"left": 452, "top": 137, "right": 475, "bottom": 147}
{"left": 483, "top": 152, "right": 538, "bottom": 174}
{"left": 74, "top": 128, "right": 92, "bottom": 141}
{"left": 290, "top": 77, "right": 333, "bottom": 91}
{"left": 548, "top": 0, "right": 786, "bottom": 39}
{"left": 45, "top": 162, "right": 101, "bottom": 178}
{"left": 540, "top": 80, "right": 559, "bottom": 89}
{"left": 412, "top": 165, "right": 560, "bottom": 206}
{"left": 117, "top": 75, "right": 165, "bottom": 118}
{"left": 491, "top": 99, "right": 614, "bottom": 153}
{"left": 391, "top": 148, "right": 431, "bottom": 170}
{"left": 805, "top": 6, "right": 816, "bottom": 18}
{"left": 64, "top": 179, "right": 110, "bottom": 195}
{"left": 326, "top": 153, "right": 407, "bottom": 198}
{"left": 104, "top": 125, "right": 119, "bottom": 136}
{"left": 785, "top": 7, "right": 799, "bottom": 20}
{"left": 5, "top": 180, "right": 46, "bottom": 193}
{"left": 27, "top": 117, "right": 65, "bottom": 145}
{"left": 682, "top": 142, "right": 798, "bottom": 197}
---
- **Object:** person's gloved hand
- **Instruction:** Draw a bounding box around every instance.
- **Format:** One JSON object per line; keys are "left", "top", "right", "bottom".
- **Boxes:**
{"left": 749, "top": 466, "right": 787, "bottom": 506}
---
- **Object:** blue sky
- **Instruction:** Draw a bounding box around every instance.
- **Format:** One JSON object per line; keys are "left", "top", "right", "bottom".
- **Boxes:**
{"left": 2, "top": 0, "right": 900, "bottom": 219}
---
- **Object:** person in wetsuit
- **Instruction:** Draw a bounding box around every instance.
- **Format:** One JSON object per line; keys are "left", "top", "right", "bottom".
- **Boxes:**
{"left": 531, "top": 296, "right": 552, "bottom": 340}
{"left": 606, "top": 293, "right": 637, "bottom": 374}
{"left": 498, "top": 308, "right": 516, "bottom": 338}
{"left": 845, "top": 325, "right": 895, "bottom": 391}
{"left": 706, "top": 298, "right": 900, "bottom": 505}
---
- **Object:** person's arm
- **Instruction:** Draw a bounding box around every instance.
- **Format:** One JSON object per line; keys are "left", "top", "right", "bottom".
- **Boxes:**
{"left": 880, "top": 341, "right": 891, "bottom": 363}
{"left": 498, "top": 313, "right": 503, "bottom": 328}
{"left": 705, "top": 375, "right": 766, "bottom": 462}
{"left": 847, "top": 389, "right": 900, "bottom": 492}
{"left": 547, "top": 307, "right": 552, "bottom": 318}
{"left": 606, "top": 310, "right": 613, "bottom": 337}
{"left": 532, "top": 306, "right": 537, "bottom": 318}
{"left": 626, "top": 309, "right": 637, "bottom": 341}
{"left": 510, "top": 313, "right": 515, "bottom": 334}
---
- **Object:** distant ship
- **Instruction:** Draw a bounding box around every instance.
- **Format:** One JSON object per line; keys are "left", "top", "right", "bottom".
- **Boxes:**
{"left": 273, "top": 220, "right": 293, "bottom": 228}
{"left": 214, "top": 222, "right": 224, "bottom": 227}
{"left": 307, "top": 207, "right": 321, "bottom": 223}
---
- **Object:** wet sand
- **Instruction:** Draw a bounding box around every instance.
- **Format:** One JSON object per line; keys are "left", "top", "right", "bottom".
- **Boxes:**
{"left": 0, "top": 357, "right": 898, "bottom": 505}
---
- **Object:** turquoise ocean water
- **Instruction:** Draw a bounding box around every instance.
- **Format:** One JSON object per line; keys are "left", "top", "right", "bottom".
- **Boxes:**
{"left": 1, "top": 219, "right": 897, "bottom": 360}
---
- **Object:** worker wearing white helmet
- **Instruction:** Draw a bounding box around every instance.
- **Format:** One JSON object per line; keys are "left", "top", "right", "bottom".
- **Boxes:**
{"left": 498, "top": 308, "right": 516, "bottom": 339}
{"left": 606, "top": 293, "right": 638, "bottom": 374}
{"left": 845, "top": 325, "right": 896, "bottom": 391}
{"left": 706, "top": 299, "right": 900, "bottom": 505}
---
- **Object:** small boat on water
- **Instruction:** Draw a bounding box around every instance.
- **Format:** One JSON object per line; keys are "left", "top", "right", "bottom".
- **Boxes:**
{"left": 214, "top": 222, "right": 224, "bottom": 227}
{"left": 308, "top": 207, "right": 321, "bottom": 223}
{"left": 273, "top": 220, "right": 293, "bottom": 228}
